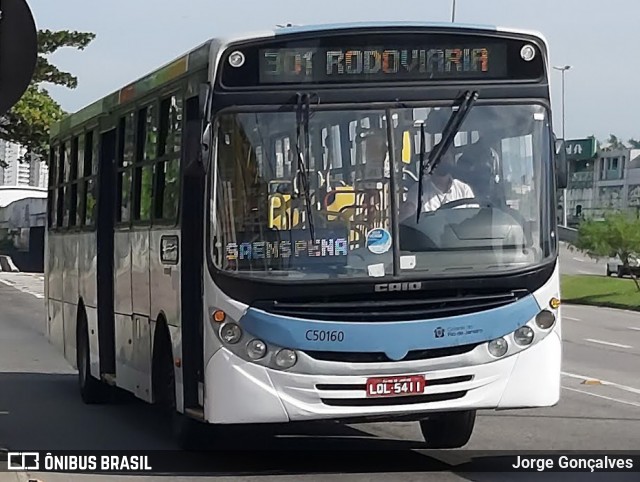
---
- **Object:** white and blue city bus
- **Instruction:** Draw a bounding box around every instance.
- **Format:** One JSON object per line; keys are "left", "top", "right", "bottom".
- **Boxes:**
{"left": 45, "top": 22, "right": 567, "bottom": 449}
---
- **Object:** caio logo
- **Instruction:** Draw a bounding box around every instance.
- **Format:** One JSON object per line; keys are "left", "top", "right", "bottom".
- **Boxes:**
{"left": 434, "top": 327, "right": 445, "bottom": 339}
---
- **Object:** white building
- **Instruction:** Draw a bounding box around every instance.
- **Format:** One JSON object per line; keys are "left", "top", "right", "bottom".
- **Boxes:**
{"left": 0, "top": 140, "right": 49, "bottom": 188}
{"left": 566, "top": 147, "right": 640, "bottom": 222}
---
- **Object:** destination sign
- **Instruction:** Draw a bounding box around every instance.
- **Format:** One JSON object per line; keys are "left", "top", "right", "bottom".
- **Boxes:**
{"left": 258, "top": 45, "right": 505, "bottom": 84}
{"left": 218, "top": 31, "right": 545, "bottom": 88}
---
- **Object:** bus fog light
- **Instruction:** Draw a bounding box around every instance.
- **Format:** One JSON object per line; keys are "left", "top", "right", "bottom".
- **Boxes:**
{"left": 514, "top": 326, "right": 534, "bottom": 346}
{"left": 247, "top": 339, "right": 267, "bottom": 360}
{"left": 535, "top": 310, "right": 556, "bottom": 330}
{"left": 275, "top": 349, "right": 297, "bottom": 369}
{"left": 219, "top": 323, "right": 242, "bottom": 344}
{"left": 488, "top": 338, "right": 508, "bottom": 358}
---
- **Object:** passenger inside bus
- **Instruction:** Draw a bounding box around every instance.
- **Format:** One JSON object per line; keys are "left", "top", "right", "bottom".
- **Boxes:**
{"left": 399, "top": 149, "right": 475, "bottom": 222}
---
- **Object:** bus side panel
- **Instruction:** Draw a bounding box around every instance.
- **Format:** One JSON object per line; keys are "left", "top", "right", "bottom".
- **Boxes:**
{"left": 150, "top": 228, "right": 183, "bottom": 409}
{"left": 113, "top": 230, "right": 133, "bottom": 316}
{"left": 130, "top": 228, "right": 151, "bottom": 317}
{"left": 62, "top": 233, "right": 79, "bottom": 367}
{"left": 47, "top": 234, "right": 64, "bottom": 351}
{"left": 78, "top": 231, "right": 98, "bottom": 310}
{"left": 78, "top": 231, "right": 100, "bottom": 378}
{"left": 47, "top": 233, "right": 63, "bottom": 303}
{"left": 86, "top": 305, "right": 100, "bottom": 379}
{"left": 49, "top": 299, "right": 65, "bottom": 357}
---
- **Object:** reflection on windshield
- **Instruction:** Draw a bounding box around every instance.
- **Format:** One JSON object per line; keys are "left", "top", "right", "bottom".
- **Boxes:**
{"left": 212, "top": 104, "right": 552, "bottom": 280}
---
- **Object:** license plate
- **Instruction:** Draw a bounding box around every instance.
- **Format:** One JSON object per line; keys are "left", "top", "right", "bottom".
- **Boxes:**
{"left": 365, "top": 375, "right": 426, "bottom": 398}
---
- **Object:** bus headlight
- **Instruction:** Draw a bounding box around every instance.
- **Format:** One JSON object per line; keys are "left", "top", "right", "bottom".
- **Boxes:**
{"left": 488, "top": 338, "right": 508, "bottom": 358}
{"left": 219, "top": 323, "right": 242, "bottom": 344}
{"left": 514, "top": 326, "right": 534, "bottom": 346}
{"left": 275, "top": 349, "right": 297, "bottom": 369}
{"left": 247, "top": 339, "right": 267, "bottom": 360}
{"left": 535, "top": 310, "right": 556, "bottom": 330}
{"left": 520, "top": 44, "right": 536, "bottom": 62}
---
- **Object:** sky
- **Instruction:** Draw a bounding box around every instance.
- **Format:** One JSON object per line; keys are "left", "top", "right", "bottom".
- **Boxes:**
{"left": 27, "top": 0, "right": 639, "bottom": 142}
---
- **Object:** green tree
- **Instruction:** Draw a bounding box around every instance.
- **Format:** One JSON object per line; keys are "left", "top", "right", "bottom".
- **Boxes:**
{"left": 605, "top": 134, "right": 627, "bottom": 151}
{"left": 0, "top": 29, "right": 95, "bottom": 166}
{"left": 570, "top": 212, "right": 640, "bottom": 290}
{"left": 628, "top": 138, "right": 640, "bottom": 149}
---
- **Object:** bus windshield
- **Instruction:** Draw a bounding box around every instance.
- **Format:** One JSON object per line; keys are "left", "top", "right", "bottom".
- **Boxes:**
{"left": 212, "top": 103, "right": 552, "bottom": 280}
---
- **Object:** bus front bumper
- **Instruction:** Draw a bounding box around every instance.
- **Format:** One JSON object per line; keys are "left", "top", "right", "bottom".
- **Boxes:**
{"left": 203, "top": 331, "right": 561, "bottom": 424}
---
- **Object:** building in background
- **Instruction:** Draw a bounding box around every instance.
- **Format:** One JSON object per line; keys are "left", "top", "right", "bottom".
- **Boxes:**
{"left": 0, "top": 186, "right": 47, "bottom": 272}
{"left": 565, "top": 138, "right": 640, "bottom": 225}
{"left": 0, "top": 140, "right": 49, "bottom": 188}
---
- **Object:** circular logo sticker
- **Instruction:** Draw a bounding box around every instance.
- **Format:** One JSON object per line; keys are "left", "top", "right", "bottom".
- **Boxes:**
{"left": 366, "top": 228, "right": 392, "bottom": 254}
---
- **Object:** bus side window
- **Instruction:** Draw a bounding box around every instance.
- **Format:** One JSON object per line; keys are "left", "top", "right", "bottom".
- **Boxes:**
{"left": 133, "top": 103, "right": 157, "bottom": 222}
{"left": 48, "top": 146, "right": 58, "bottom": 230}
{"left": 154, "top": 93, "right": 183, "bottom": 223}
{"left": 69, "top": 136, "right": 79, "bottom": 228}
{"left": 57, "top": 143, "right": 65, "bottom": 228}
{"left": 116, "top": 112, "right": 135, "bottom": 224}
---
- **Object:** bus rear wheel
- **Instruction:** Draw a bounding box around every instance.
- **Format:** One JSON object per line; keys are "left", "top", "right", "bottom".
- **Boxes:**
{"left": 153, "top": 326, "right": 203, "bottom": 450}
{"left": 419, "top": 410, "right": 476, "bottom": 449}
{"left": 76, "top": 311, "right": 108, "bottom": 404}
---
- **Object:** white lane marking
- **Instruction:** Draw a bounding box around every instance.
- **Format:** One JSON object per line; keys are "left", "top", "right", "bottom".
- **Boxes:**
{"left": 578, "top": 270, "right": 597, "bottom": 275}
{"left": 629, "top": 327, "right": 640, "bottom": 332}
{"left": 562, "top": 386, "right": 640, "bottom": 408}
{"left": 0, "top": 278, "right": 44, "bottom": 299}
{"left": 562, "top": 371, "right": 640, "bottom": 396}
{"left": 584, "top": 338, "right": 632, "bottom": 349}
{"left": 572, "top": 257, "right": 586, "bottom": 262}
{"left": 564, "top": 316, "right": 581, "bottom": 321}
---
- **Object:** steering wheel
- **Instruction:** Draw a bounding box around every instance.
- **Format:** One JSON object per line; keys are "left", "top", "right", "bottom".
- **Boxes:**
{"left": 437, "top": 197, "right": 495, "bottom": 210}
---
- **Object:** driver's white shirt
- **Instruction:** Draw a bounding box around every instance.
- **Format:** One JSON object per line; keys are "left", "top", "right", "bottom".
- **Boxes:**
{"left": 412, "top": 178, "right": 475, "bottom": 213}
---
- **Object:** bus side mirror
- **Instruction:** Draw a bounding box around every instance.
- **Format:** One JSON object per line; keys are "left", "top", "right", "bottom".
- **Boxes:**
{"left": 555, "top": 138, "right": 568, "bottom": 189}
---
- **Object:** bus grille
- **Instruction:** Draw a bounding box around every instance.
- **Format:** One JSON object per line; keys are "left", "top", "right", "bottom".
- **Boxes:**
{"left": 252, "top": 289, "right": 528, "bottom": 322}
{"left": 321, "top": 391, "right": 467, "bottom": 407}
{"left": 305, "top": 344, "right": 479, "bottom": 363}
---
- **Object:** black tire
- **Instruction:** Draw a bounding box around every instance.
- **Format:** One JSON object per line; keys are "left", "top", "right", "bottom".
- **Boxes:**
{"left": 77, "top": 310, "right": 108, "bottom": 404}
{"left": 153, "top": 325, "right": 203, "bottom": 450}
{"left": 617, "top": 266, "right": 625, "bottom": 278}
{"left": 606, "top": 266, "right": 612, "bottom": 277}
{"left": 419, "top": 410, "right": 476, "bottom": 449}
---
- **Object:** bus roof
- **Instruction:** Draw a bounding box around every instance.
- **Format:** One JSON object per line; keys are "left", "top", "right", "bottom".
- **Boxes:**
{"left": 51, "top": 21, "right": 547, "bottom": 139}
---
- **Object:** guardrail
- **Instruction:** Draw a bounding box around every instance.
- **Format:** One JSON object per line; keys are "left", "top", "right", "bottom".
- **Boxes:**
{"left": 558, "top": 226, "right": 578, "bottom": 243}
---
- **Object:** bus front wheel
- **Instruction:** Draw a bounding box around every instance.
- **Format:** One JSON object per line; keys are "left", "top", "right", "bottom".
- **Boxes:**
{"left": 419, "top": 410, "right": 476, "bottom": 449}
{"left": 153, "top": 325, "right": 203, "bottom": 450}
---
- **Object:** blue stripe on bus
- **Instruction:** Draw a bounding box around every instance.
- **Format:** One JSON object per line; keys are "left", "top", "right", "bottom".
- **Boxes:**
{"left": 238, "top": 295, "right": 540, "bottom": 361}
{"left": 274, "top": 22, "right": 498, "bottom": 35}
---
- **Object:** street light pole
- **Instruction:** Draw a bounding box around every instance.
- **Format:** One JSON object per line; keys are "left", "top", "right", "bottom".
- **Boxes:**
{"left": 451, "top": 0, "right": 457, "bottom": 22}
{"left": 554, "top": 65, "right": 572, "bottom": 226}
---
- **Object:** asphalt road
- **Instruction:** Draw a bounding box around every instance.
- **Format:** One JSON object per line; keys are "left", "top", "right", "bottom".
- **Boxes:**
{"left": 0, "top": 271, "right": 638, "bottom": 481}
{"left": 558, "top": 242, "right": 609, "bottom": 276}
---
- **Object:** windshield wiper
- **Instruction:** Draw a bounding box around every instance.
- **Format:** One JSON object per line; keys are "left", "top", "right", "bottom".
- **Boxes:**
{"left": 415, "top": 90, "right": 479, "bottom": 222}
{"left": 294, "top": 92, "right": 316, "bottom": 242}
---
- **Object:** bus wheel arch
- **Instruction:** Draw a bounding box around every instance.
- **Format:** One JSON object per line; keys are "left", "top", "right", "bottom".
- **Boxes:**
{"left": 76, "top": 300, "right": 108, "bottom": 404}
{"left": 151, "top": 313, "right": 203, "bottom": 448}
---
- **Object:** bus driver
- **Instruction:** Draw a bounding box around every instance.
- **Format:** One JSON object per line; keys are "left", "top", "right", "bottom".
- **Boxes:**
{"left": 399, "top": 149, "right": 475, "bottom": 221}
